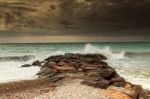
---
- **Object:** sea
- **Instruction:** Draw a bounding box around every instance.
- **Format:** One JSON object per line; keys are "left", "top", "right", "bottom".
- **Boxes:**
{"left": 0, "top": 42, "right": 150, "bottom": 90}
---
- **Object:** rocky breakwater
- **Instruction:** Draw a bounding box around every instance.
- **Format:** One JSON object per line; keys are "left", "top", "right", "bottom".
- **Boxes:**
{"left": 22, "top": 53, "right": 150, "bottom": 99}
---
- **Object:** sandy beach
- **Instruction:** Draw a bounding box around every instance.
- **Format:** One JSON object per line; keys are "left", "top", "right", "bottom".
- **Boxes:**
{"left": 0, "top": 79, "right": 56, "bottom": 99}
{"left": 0, "top": 78, "right": 134, "bottom": 99}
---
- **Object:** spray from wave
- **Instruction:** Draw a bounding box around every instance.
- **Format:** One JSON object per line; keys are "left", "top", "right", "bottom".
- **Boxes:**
{"left": 82, "top": 43, "right": 125, "bottom": 60}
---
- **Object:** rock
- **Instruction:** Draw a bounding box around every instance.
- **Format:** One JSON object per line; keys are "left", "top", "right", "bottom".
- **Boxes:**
{"left": 110, "top": 76, "right": 125, "bottom": 83}
{"left": 96, "top": 54, "right": 107, "bottom": 60}
{"left": 47, "top": 61, "right": 57, "bottom": 67}
{"left": 81, "top": 77, "right": 110, "bottom": 89}
{"left": 58, "top": 61, "right": 66, "bottom": 66}
{"left": 71, "top": 62, "right": 80, "bottom": 69}
{"left": 21, "top": 64, "right": 32, "bottom": 67}
{"left": 80, "top": 64, "right": 100, "bottom": 71}
{"left": 108, "top": 86, "right": 137, "bottom": 99}
{"left": 53, "top": 57, "right": 62, "bottom": 62}
{"left": 124, "top": 82, "right": 132, "bottom": 90}
{"left": 113, "top": 81, "right": 126, "bottom": 87}
{"left": 101, "top": 89, "right": 132, "bottom": 99}
{"left": 99, "top": 61, "right": 108, "bottom": 67}
{"left": 139, "top": 90, "right": 150, "bottom": 99}
{"left": 85, "top": 70, "right": 101, "bottom": 78}
{"left": 132, "top": 85, "right": 143, "bottom": 98}
{"left": 100, "top": 68, "right": 116, "bottom": 79}
{"left": 36, "top": 67, "right": 57, "bottom": 76}
{"left": 32, "top": 60, "right": 41, "bottom": 66}
{"left": 49, "top": 75, "right": 65, "bottom": 83}
{"left": 53, "top": 65, "right": 77, "bottom": 72}
{"left": 85, "top": 58, "right": 96, "bottom": 63}
{"left": 65, "top": 53, "right": 74, "bottom": 59}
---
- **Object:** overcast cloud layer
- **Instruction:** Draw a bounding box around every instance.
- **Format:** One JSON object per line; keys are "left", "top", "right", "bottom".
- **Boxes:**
{"left": 0, "top": 0, "right": 150, "bottom": 42}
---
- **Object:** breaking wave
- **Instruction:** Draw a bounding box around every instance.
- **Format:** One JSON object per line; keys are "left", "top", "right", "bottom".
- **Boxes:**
{"left": 80, "top": 43, "right": 150, "bottom": 59}
{"left": 81, "top": 43, "right": 125, "bottom": 60}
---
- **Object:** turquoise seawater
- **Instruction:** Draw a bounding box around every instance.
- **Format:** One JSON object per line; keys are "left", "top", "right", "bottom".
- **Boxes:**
{"left": 0, "top": 42, "right": 150, "bottom": 89}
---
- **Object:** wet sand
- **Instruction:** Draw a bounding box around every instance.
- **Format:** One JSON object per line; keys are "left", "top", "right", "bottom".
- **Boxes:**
{"left": 0, "top": 79, "right": 56, "bottom": 99}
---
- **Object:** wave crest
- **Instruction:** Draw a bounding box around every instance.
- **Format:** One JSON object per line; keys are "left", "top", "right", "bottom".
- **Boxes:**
{"left": 82, "top": 43, "right": 125, "bottom": 60}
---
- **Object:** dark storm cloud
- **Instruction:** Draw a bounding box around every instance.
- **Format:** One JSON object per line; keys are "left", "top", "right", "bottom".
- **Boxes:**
{"left": 59, "top": 0, "right": 150, "bottom": 29}
{"left": 0, "top": 0, "right": 150, "bottom": 41}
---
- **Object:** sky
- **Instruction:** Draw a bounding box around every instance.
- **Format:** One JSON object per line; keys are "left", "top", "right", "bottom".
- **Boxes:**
{"left": 0, "top": 0, "right": 150, "bottom": 43}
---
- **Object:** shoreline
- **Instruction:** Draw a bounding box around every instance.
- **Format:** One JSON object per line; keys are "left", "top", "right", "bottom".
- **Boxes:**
{"left": 1, "top": 53, "right": 150, "bottom": 99}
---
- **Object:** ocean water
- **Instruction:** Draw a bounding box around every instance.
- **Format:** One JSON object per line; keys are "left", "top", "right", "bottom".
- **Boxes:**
{"left": 0, "top": 42, "right": 150, "bottom": 89}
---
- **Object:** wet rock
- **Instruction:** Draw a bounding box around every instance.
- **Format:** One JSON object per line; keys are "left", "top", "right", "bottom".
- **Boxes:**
{"left": 124, "top": 82, "right": 132, "bottom": 90}
{"left": 21, "top": 64, "right": 32, "bottom": 67}
{"left": 85, "top": 58, "right": 96, "bottom": 63}
{"left": 108, "top": 86, "right": 137, "bottom": 99}
{"left": 85, "top": 70, "right": 102, "bottom": 78}
{"left": 139, "top": 90, "right": 150, "bottom": 99}
{"left": 99, "top": 61, "right": 108, "bottom": 67}
{"left": 58, "top": 61, "right": 66, "bottom": 66}
{"left": 65, "top": 53, "right": 74, "bottom": 59}
{"left": 47, "top": 61, "right": 57, "bottom": 67}
{"left": 32, "top": 60, "right": 41, "bottom": 66}
{"left": 36, "top": 67, "right": 57, "bottom": 76}
{"left": 110, "top": 75, "right": 125, "bottom": 83}
{"left": 96, "top": 54, "right": 107, "bottom": 60}
{"left": 100, "top": 68, "right": 116, "bottom": 79}
{"left": 53, "top": 65, "right": 77, "bottom": 72}
{"left": 53, "top": 56, "right": 63, "bottom": 62}
{"left": 80, "top": 64, "right": 100, "bottom": 71}
{"left": 70, "top": 62, "right": 80, "bottom": 68}
{"left": 113, "top": 81, "right": 126, "bottom": 87}
{"left": 101, "top": 89, "right": 132, "bottom": 99}
{"left": 81, "top": 77, "right": 110, "bottom": 89}
{"left": 132, "top": 85, "right": 143, "bottom": 98}
{"left": 49, "top": 75, "right": 65, "bottom": 83}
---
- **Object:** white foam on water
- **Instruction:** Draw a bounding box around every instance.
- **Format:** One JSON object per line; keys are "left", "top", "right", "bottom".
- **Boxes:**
{"left": 82, "top": 43, "right": 125, "bottom": 60}
{"left": 117, "top": 70, "right": 150, "bottom": 90}
{"left": 0, "top": 62, "right": 40, "bottom": 83}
